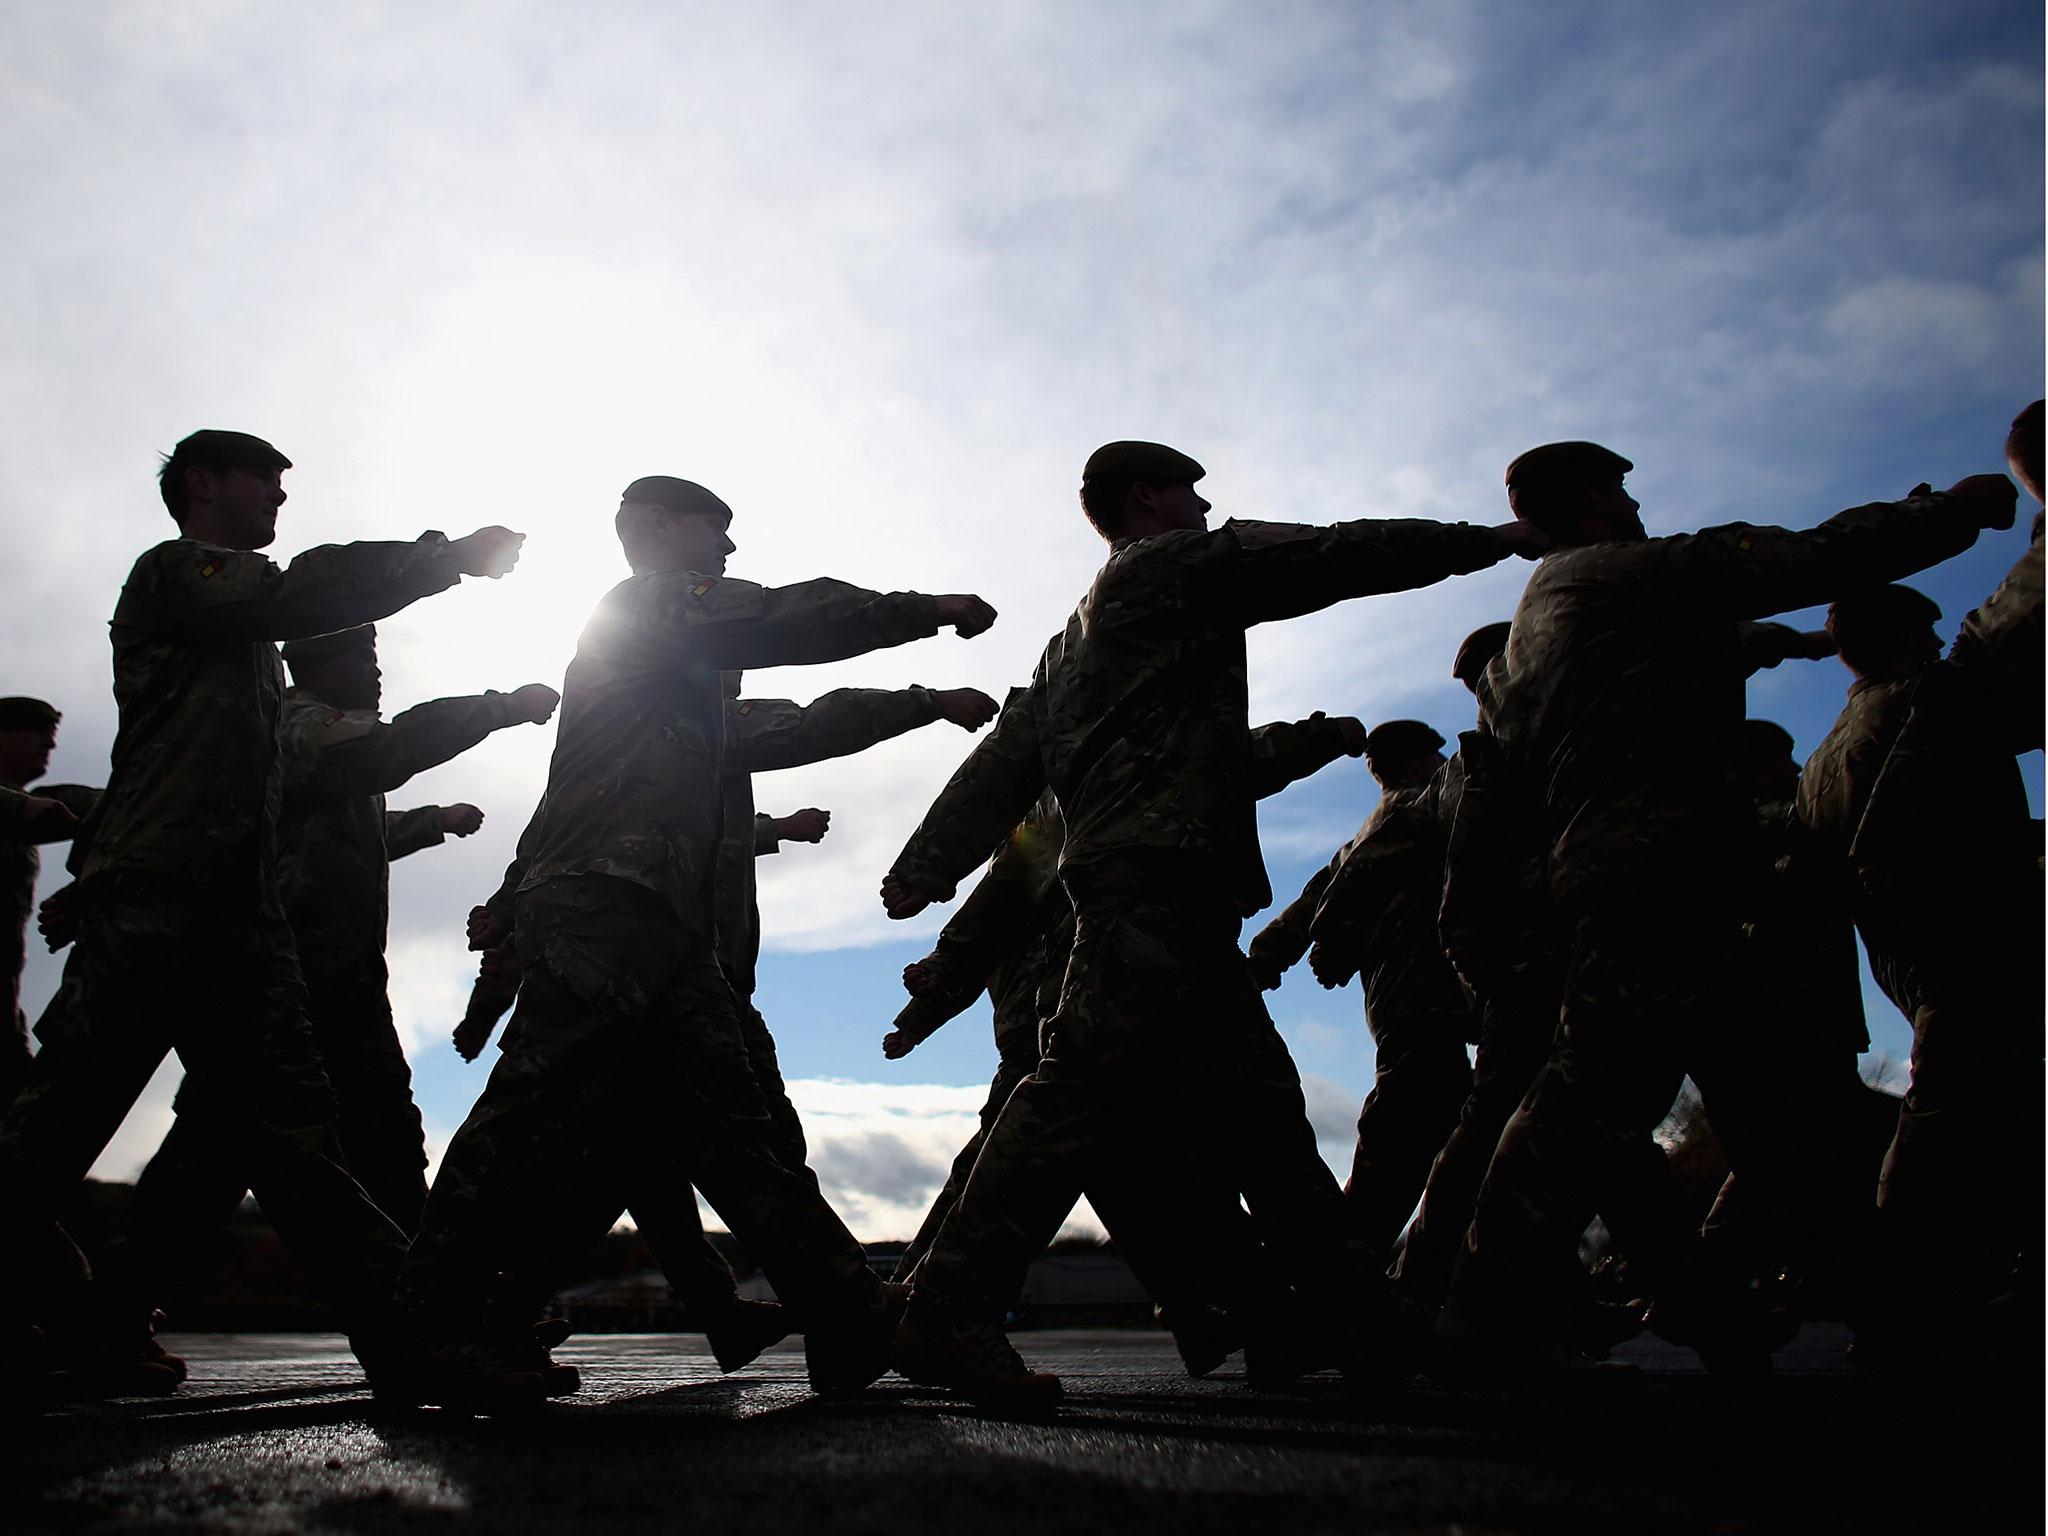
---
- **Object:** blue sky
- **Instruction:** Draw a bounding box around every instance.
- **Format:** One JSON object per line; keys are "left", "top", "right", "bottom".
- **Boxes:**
{"left": 2, "top": 0, "right": 2039, "bottom": 1236}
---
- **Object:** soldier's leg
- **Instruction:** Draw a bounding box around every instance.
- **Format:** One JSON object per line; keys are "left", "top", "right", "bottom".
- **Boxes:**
{"left": 633, "top": 958, "right": 883, "bottom": 1326}
{"left": 1344, "top": 1012, "right": 1476, "bottom": 1262}
{"left": 736, "top": 1002, "right": 812, "bottom": 1180}
{"left": 1444, "top": 906, "right": 1697, "bottom": 1346}
{"left": 95, "top": 1079, "right": 252, "bottom": 1316}
{"left": 910, "top": 874, "right": 1177, "bottom": 1323}
{"left": 1393, "top": 972, "right": 1557, "bottom": 1306}
{"left": 306, "top": 977, "right": 429, "bottom": 1236}
{"left": 168, "top": 912, "right": 407, "bottom": 1324}
{"left": 893, "top": 1054, "right": 1032, "bottom": 1283}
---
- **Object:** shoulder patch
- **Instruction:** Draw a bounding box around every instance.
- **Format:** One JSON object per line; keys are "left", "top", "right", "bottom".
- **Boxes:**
{"left": 1736, "top": 532, "right": 1756, "bottom": 551}
{"left": 735, "top": 701, "right": 754, "bottom": 715}
{"left": 692, "top": 577, "right": 719, "bottom": 596}
{"left": 198, "top": 557, "right": 223, "bottom": 578}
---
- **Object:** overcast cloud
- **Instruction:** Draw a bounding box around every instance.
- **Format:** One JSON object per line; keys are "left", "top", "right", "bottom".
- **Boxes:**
{"left": 1, "top": 1, "right": 2038, "bottom": 1237}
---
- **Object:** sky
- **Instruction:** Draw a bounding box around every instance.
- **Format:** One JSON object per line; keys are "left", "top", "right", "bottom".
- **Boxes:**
{"left": 2, "top": 0, "right": 2040, "bottom": 1242}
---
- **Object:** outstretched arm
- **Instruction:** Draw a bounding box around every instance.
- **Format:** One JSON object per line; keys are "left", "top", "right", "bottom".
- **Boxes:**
{"left": 884, "top": 679, "right": 1048, "bottom": 916}
{"left": 629, "top": 571, "right": 995, "bottom": 673}
{"left": 119, "top": 526, "right": 525, "bottom": 643}
{"left": 729, "top": 686, "right": 998, "bottom": 772}
{"left": 287, "top": 685, "right": 559, "bottom": 797}
{"left": 1246, "top": 714, "right": 1367, "bottom": 798}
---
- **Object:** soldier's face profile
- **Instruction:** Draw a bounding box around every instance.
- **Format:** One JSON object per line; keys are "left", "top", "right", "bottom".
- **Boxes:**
{"left": 1151, "top": 481, "right": 1212, "bottom": 532}
{"left": 1586, "top": 478, "right": 1643, "bottom": 540}
{"left": 669, "top": 508, "right": 736, "bottom": 576}
{"left": 210, "top": 465, "right": 286, "bottom": 549}
{"left": 0, "top": 723, "right": 57, "bottom": 784}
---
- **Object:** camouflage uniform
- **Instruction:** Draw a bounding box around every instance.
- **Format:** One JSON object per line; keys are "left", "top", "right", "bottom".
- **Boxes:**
{"left": 0, "top": 533, "right": 472, "bottom": 1321}
{"left": 117, "top": 680, "right": 537, "bottom": 1301}
{"left": 398, "top": 567, "right": 945, "bottom": 1342}
{"left": 1444, "top": 491, "right": 1987, "bottom": 1341}
{"left": 888, "top": 515, "right": 1514, "bottom": 1325}
{"left": 1694, "top": 791, "right": 1876, "bottom": 1302}
{"left": 1, "top": 783, "right": 96, "bottom": 1105}
{"left": 608, "top": 680, "right": 958, "bottom": 1317}
{"left": 897, "top": 716, "right": 1357, "bottom": 1310}
{"left": 1251, "top": 773, "right": 1478, "bottom": 1262}
{"left": 1799, "top": 656, "right": 2040, "bottom": 1317}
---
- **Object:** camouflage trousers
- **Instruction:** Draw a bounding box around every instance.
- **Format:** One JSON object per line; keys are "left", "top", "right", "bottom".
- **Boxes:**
{"left": 1343, "top": 1007, "right": 1474, "bottom": 1264}
{"left": 1445, "top": 877, "right": 1726, "bottom": 1339}
{"left": 570, "top": 997, "right": 817, "bottom": 1319}
{"left": 1394, "top": 954, "right": 1683, "bottom": 1309}
{"left": 1864, "top": 904, "right": 2043, "bottom": 1312}
{"left": 396, "top": 875, "right": 878, "bottom": 1340}
{"left": 914, "top": 854, "right": 1376, "bottom": 1324}
{"left": 0, "top": 878, "right": 405, "bottom": 1322}
{"left": 104, "top": 968, "right": 431, "bottom": 1319}
{"left": 897, "top": 1018, "right": 1282, "bottom": 1321}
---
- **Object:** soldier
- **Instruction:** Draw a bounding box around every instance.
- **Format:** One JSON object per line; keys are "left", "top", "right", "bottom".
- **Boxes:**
{"left": 880, "top": 440, "right": 1545, "bottom": 1408}
{"left": 1250, "top": 719, "right": 1477, "bottom": 1268}
{"left": 1436, "top": 440, "right": 2014, "bottom": 1375}
{"left": 0, "top": 698, "right": 96, "bottom": 1107}
{"left": 393, "top": 473, "right": 997, "bottom": 1411}
{"left": 0, "top": 429, "right": 526, "bottom": 1391}
{"left": 94, "top": 625, "right": 561, "bottom": 1356}
{"left": 889, "top": 712, "right": 1368, "bottom": 1379}
{"left": 457, "top": 684, "right": 998, "bottom": 1375}
{"left": 1798, "top": 579, "right": 2040, "bottom": 1362}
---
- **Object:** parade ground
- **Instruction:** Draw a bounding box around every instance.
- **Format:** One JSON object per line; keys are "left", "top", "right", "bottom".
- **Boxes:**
{"left": 7, "top": 1324, "right": 2035, "bottom": 1535}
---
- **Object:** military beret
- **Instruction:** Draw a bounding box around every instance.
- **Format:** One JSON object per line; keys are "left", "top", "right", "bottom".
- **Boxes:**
{"left": 621, "top": 476, "right": 733, "bottom": 523}
{"left": 1504, "top": 441, "right": 1632, "bottom": 490}
{"left": 1451, "top": 622, "right": 1512, "bottom": 685}
{"left": 1364, "top": 720, "right": 1446, "bottom": 761}
{"left": 1740, "top": 718, "right": 1796, "bottom": 762}
{"left": 281, "top": 625, "right": 377, "bottom": 668}
{"left": 0, "top": 696, "right": 60, "bottom": 731}
{"left": 1826, "top": 584, "right": 1942, "bottom": 631}
{"left": 1081, "top": 441, "right": 1206, "bottom": 485}
{"left": 167, "top": 429, "right": 292, "bottom": 472}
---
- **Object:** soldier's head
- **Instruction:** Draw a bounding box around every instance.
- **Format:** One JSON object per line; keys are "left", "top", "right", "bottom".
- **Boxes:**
{"left": 157, "top": 430, "right": 292, "bottom": 550}
{"left": 0, "top": 696, "right": 60, "bottom": 786}
{"left": 283, "top": 626, "right": 381, "bottom": 712}
{"left": 1739, "top": 718, "right": 1799, "bottom": 804}
{"left": 615, "top": 476, "right": 736, "bottom": 576}
{"left": 1504, "top": 442, "right": 1640, "bottom": 547}
{"left": 1450, "top": 622, "right": 1512, "bottom": 696}
{"left": 1825, "top": 584, "right": 1943, "bottom": 682}
{"left": 1364, "top": 720, "right": 1446, "bottom": 790}
{"left": 2006, "top": 399, "right": 2044, "bottom": 505}
{"left": 1078, "top": 441, "right": 1210, "bottom": 544}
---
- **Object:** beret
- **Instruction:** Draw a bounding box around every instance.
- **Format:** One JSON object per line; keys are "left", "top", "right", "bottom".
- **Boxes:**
{"left": 1081, "top": 441, "right": 1206, "bottom": 485}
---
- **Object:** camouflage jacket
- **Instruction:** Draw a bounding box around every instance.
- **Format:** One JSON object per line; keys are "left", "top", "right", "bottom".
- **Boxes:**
{"left": 890, "top": 518, "right": 1506, "bottom": 913}
{"left": 1946, "top": 516, "right": 2043, "bottom": 755}
{"left": 1254, "top": 779, "right": 1474, "bottom": 1032}
{"left": 276, "top": 686, "right": 530, "bottom": 981}
{"left": 713, "top": 679, "right": 948, "bottom": 998}
{"left": 3, "top": 782, "right": 97, "bottom": 1036}
{"left": 895, "top": 715, "right": 1364, "bottom": 1052}
{"left": 1745, "top": 796, "right": 1868, "bottom": 1053}
{"left": 1795, "top": 676, "right": 1917, "bottom": 870}
{"left": 1482, "top": 493, "right": 1982, "bottom": 902}
{"left": 502, "top": 570, "right": 941, "bottom": 934}
{"left": 69, "top": 534, "right": 466, "bottom": 907}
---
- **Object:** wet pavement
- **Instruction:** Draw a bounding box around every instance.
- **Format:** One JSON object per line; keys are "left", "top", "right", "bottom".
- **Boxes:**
{"left": 6, "top": 1326, "right": 2036, "bottom": 1534}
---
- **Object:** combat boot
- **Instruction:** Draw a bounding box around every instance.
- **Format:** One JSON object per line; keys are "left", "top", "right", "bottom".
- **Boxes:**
{"left": 803, "top": 1283, "right": 905, "bottom": 1398}
{"left": 1154, "top": 1301, "right": 1241, "bottom": 1379}
{"left": 892, "top": 1299, "right": 1063, "bottom": 1414}
{"left": 520, "top": 1318, "right": 582, "bottom": 1397}
{"left": 406, "top": 1341, "right": 551, "bottom": 1416}
{"left": 1429, "top": 1305, "right": 1643, "bottom": 1391}
{"left": 703, "top": 1298, "right": 791, "bottom": 1374}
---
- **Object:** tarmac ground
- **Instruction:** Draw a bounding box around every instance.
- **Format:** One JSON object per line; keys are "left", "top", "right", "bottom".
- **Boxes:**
{"left": 5, "top": 1324, "right": 2038, "bottom": 1535}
